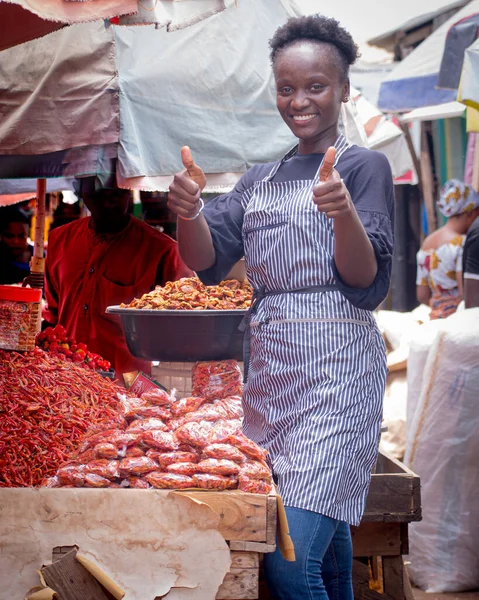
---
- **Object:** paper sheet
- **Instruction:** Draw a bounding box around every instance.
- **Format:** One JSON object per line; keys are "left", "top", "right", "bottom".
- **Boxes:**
{"left": 0, "top": 489, "right": 231, "bottom": 600}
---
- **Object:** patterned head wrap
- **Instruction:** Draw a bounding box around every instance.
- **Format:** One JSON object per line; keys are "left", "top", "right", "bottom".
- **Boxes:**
{"left": 438, "top": 179, "right": 479, "bottom": 217}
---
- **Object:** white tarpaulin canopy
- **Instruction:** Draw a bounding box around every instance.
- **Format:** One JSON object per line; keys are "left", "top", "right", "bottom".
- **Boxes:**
{"left": 461, "top": 38, "right": 479, "bottom": 111}
{"left": 0, "top": 0, "right": 412, "bottom": 192}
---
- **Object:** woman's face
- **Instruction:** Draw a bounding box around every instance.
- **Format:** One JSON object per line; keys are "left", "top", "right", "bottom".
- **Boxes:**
{"left": 274, "top": 41, "right": 349, "bottom": 154}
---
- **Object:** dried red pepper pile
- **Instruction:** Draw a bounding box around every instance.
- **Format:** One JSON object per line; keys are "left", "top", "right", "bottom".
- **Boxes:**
{"left": 0, "top": 348, "right": 124, "bottom": 487}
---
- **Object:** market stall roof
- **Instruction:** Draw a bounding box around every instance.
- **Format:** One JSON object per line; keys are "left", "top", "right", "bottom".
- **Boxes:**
{"left": 399, "top": 101, "right": 467, "bottom": 123}
{"left": 367, "top": 0, "right": 468, "bottom": 52}
{"left": 378, "top": 0, "right": 479, "bottom": 113}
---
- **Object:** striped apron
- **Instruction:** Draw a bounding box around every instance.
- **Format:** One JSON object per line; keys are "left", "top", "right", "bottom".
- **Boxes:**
{"left": 241, "top": 136, "right": 387, "bottom": 526}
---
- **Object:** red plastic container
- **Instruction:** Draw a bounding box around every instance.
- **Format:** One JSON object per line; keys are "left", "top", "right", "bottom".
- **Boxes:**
{"left": 0, "top": 285, "right": 42, "bottom": 351}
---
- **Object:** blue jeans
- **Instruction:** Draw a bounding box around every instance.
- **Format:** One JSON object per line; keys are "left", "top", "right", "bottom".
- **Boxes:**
{"left": 264, "top": 507, "right": 353, "bottom": 600}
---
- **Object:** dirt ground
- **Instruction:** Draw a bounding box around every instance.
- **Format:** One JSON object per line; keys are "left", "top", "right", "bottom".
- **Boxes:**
{"left": 413, "top": 588, "right": 479, "bottom": 600}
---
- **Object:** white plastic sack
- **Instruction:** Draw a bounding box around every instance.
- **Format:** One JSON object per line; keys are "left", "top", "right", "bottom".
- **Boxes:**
{"left": 379, "top": 370, "right": 407, "bottom": 461}
{"left": 404, "top": 308, "right": 479, "bottom": 592}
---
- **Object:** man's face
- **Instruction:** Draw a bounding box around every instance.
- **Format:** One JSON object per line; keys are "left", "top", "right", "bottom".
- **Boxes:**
{"left": 83, "top": 189, "right": 131, "bottom": 229}
{"left": 1, "top": 222, "right": 29, "bottom": 259}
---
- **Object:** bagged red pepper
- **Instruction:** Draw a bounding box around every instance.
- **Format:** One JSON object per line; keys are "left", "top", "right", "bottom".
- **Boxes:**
{"left": 180, "top": 404, "right": 228, "bottom": 424}
{"left": 202, "top": 444, "right": 247, "bottom": 464}
{"left": 214, "top": 396, "right": 243, "bottom": 420}
{"left": 129, "top": 405, "right": 172, "bottom": 421}
{"left": 228, "top": 432, "right": 267, "bottom": 462}
{"left": 141, "top": 388, "right": 174, "bottom": 407}
{"left": 192, "top": 360, "right": 243, "bottom": 401}
{"left": 121, "top": 397, "right": 147, "bottom": 419}
{"left": 118, "top": 456, "right": 159, "bottom": 476}
{"left": 197, "top": 458, "right": 240, "bottom": 477}
{"left": 192, "top": 473, "right": 238, "bottom": 490}
{"left": 208, "top": 420, "right": 242, "bottom": 444}
{"left": 171, "top": 396, "right": 207, "bottom": 417}
{"left": 145, "top": 472, "right": 194, "bottom": 489}
{"left": 84, "top": 473, "right": 112, "bottom": 488}
{"left": 126, "top": 418, "right": 167, "bottom": 433}
{"left": 239, "top": 460, "right": 272, "bottom": 482}
{"left": 126, "top": 476, "right": 151, "bottom": 489}
{"left": 141, "top": 430, "right": 179, "bottom": 451}
{"left": 93, "top": 442, "right": 119, "bottom": 460}
{"left": 147, "top": 450, "right": 200, "bottom": 469}
{"left": 86, "top": 459, "right": 121, "bottom": 480}
{"left": 238, "top": 476, "right": 272, "bottom": 495}
{"left": 166, "top": 462, "right": 199, "bottom": 476}
{"left": 175, "top": 421, "right": 214, "bottom": 449}
{"left": 43, "top": 476, "right": 61, "bottom": 488}
{"left": 125, "top": 446, "right": 145, "bottom": 458}
{"left": 57, "top": 464, "right": 86, "bottom": 487}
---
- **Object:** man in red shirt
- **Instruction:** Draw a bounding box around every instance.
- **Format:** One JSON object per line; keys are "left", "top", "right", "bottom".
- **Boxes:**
{"left": 44, "top": 181, "right": 192, "bottom": 375}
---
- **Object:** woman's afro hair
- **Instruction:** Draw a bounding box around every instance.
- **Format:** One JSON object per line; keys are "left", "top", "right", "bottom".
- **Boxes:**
{"left": 269, "top": 15, "right": 360, "bottom": 80}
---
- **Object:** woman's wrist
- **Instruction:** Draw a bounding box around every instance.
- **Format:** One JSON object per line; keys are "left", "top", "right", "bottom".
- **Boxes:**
{"left": 178, "top": 198, "right": 204, "bottom": 221}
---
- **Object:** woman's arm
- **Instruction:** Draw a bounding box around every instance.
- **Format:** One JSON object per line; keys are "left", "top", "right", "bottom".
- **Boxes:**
{"left": 313, "top": 170, "right": 377, "bottom": 288}
{"left": 168, "top": 148, "right": 216, "bottom": 272}
{"left": 416, "top": 285, "right": 431, "bottom": 306}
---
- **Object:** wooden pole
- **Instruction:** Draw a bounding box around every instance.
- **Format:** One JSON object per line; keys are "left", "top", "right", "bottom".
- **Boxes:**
{"left": 420, "top": 123, "right": 438, "bottom": 233}
{"left": 397, "top": 118, "right": 423, "bottom": 196}
{"left": 28, "top": 178, "right": 46, "bottom": 289}
{"left": 472, "top": 133, "right": 479, "bottom": 192}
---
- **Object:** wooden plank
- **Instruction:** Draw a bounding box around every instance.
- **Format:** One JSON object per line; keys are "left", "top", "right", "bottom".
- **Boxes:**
{"left": 265, "top": 495, "right": 277, "bottom": 546}
{"left": 216, "top": 568, "right": 259, "bottom": 600}
{"left": 400, "top": 522, "right": 409, "bottom": 556}
{"left": 42, "top": 548, "right": 110, "bottom": 600}
{"left": 181, "top": 491, "right": 268, "bottom": 542}
{"left": 229, "top": 541, "right": 276, "bottom": 553}
{"left": 352, "top": 558, "right": 385, "bottom": 600}
{"left": 230, "top": 552, "right": 260, "bottom": 569}
{"left": 52, "top": 545, "right": 77, "bottom": 562}
{"left": 351, "top": 523, "right": 401, "bottom": 557}
{"left": 383, "top": 556, "right": 405, "bottom": 598}
{"left": 363, "top": 473, "right": 421, "bottom": 523}
{"left": 375, "top": 451, "right": 417, "bottom": 476}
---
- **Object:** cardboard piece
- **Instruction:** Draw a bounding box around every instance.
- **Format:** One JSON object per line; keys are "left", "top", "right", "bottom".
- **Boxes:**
{"left": 1, "top": 489, "right": 231, "bottom": 600}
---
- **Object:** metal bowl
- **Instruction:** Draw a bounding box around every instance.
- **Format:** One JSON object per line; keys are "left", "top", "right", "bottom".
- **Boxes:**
{"left": 106, "top": 306, "right": 246, "bottom": 362}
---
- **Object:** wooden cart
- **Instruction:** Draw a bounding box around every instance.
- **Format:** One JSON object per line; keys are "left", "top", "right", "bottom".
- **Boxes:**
{"left": 183, "top": 490, "right": 278, "bottom": 600}
{"left": 352, "top": 451, "right": 421, "bottom": 600}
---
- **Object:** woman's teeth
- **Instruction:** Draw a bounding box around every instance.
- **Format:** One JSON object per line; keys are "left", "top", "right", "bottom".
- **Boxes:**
{"left": 292, "top": 114, "right": 316, "bottom": 122}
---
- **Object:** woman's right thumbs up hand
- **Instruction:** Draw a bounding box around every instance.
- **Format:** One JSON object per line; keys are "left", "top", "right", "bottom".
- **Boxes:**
{"left": 168, "top": 146, "right": 207, "bottom": 219}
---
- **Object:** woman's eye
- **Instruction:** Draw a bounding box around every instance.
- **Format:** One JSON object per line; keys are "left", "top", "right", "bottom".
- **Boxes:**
{"left": 278, "top": 86, "right": 293, "bottom": 94}
{"left": 311, "top": 84, "right": 324, "bottom": 91}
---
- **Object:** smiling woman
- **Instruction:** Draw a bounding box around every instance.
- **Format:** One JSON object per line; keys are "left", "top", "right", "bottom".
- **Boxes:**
{"left": 167, "top": 14, "right": 395, "bottom": 600}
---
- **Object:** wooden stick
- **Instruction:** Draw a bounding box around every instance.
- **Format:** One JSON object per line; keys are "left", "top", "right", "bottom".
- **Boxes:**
{"left": 472, "top": 133, "right": 479, "bottom": 192}
{"left": 33, "top": 178, "right": 46, "bottom": 262}
{"left": 420, "top": 124, "right": 437, "bottom": 233}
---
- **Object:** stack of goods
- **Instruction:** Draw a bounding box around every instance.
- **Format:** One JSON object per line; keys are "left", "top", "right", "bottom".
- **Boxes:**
{"left": 121, "top": 277, "right": 252, "bottom": 310}
{"left": 48, "top": 361, "right": 272, "bottom": 494}
{"left": 0, "top": 286, "right": 42, "bottom": 352}
{"left": 36, "top": 325, "right": 111, "bottom": 372}
{"left": 0, "top": 348, "right": 124, "bottom": 487}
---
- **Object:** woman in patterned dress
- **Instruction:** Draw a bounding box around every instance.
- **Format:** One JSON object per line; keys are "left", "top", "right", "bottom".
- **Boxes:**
{"left": 416, "top": 180, "right": 479, "bottom": 319}
{"left": 167, "top": 15, "right": 394, "bottom": 599}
